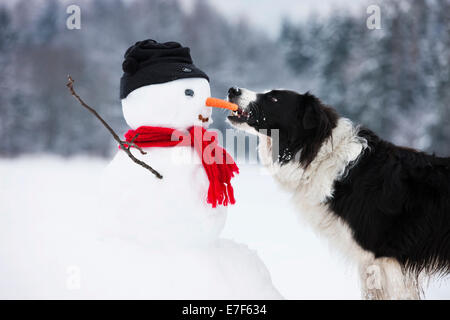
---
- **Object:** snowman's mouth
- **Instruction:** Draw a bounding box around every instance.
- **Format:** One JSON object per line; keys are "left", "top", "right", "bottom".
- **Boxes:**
{"left": 198, "top": 114, "right": 209, "bottom": 123}
{"left": 228, "top": 108, "right": 249, "bottom": 123}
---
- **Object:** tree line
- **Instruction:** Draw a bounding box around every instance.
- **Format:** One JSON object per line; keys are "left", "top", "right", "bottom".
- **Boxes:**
{"left": 0, "top": 0, "right": 448, "bottom": 157}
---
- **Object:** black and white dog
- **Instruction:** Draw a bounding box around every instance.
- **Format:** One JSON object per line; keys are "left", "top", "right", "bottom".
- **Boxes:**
{"left": 227, "top": 87, "right": 450, "bottom": 299}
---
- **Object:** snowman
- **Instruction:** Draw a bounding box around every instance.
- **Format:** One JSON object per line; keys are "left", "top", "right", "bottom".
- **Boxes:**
{"left": 99, "top": 40, "right": 282, "bottom": 299}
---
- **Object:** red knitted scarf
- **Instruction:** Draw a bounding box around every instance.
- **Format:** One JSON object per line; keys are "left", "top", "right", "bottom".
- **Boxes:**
{"left": 123, "top": 126, "right": 239, "bottom": 208}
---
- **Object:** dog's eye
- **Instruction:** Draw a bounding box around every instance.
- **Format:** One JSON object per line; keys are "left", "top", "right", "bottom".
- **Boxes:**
{"left": 185, "top": 89, "right": 194, "bottom": 97}
{"left": 269, "top": 96, "right": 278, "bottom": 103}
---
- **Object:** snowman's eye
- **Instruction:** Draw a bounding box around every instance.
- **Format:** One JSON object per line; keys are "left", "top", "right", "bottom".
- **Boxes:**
{"left": 185, "top": 89, "right": 194, "bottom": 97}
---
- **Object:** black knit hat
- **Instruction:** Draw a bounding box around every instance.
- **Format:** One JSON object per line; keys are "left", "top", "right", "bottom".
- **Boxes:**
{"left": 120, "top": 39, "right": 209, "bottom": 99}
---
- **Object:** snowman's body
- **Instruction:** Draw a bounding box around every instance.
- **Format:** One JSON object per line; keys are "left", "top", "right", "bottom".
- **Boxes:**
{"left": 101, "top": 77, "right": 281, "bottom": 299}
{"left": 106, "top": 146, "right": 227, "bottom": 245}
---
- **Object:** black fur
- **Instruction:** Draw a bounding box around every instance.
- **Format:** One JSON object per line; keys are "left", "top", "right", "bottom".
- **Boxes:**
{"left": 330, "top": 128, "right": 450, "bottom": 276}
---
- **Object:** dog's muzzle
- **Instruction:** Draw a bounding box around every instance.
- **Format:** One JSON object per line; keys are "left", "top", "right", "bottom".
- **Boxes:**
{"left": 227, "top": 87, "right": 257, "bottom": 124}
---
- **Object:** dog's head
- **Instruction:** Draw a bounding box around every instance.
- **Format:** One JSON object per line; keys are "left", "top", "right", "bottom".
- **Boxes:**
{"left": 227, "top": 87, "right": 339, "bottom": 167}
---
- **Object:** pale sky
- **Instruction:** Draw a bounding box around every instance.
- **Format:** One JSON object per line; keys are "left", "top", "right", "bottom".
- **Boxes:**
{"left": 202, "top": 0, "right": 369, "bottom": 36}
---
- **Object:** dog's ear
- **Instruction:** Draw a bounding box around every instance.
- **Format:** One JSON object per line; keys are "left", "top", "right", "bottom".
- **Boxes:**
{"left": 301, "top": 92, "right": 321, "bottom": 130}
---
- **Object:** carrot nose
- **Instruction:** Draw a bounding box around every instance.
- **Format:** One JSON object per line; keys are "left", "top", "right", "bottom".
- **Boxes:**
{"left": 205, "top": 97, "right": 239, "bottom": 111}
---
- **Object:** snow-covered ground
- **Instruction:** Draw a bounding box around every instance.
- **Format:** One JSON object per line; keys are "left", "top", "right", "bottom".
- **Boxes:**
{"left": 0, "top": 156, "right": 449, "bottom": 299}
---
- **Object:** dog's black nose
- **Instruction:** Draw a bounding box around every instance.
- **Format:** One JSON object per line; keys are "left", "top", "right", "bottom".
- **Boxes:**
{"left": 228, "top": 87, "right": 241, "bottom": 98}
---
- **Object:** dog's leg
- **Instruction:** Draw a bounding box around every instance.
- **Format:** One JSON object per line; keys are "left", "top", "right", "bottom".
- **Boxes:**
{"left": 359, "top": 259, "right": 384, "bottom": 300}
{"left": 359, "top": 257, "right": 420, "bottom": 300}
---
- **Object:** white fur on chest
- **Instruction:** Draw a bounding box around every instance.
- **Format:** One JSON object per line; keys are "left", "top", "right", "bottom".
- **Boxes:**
{"left": 258, "top": 118, "right": 371, "bottom": 263}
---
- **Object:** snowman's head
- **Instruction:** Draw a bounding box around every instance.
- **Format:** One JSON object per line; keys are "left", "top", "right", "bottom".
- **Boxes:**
{"left": 122, "top": 78, "right": 211, "bottom": 129}
{"left": 120, "top": 40, "right": 211, "bottom": 130}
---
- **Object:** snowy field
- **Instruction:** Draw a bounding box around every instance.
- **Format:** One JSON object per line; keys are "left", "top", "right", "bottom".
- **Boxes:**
{"left": 0, "top": 156, "right": 449, "bottom": 299}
